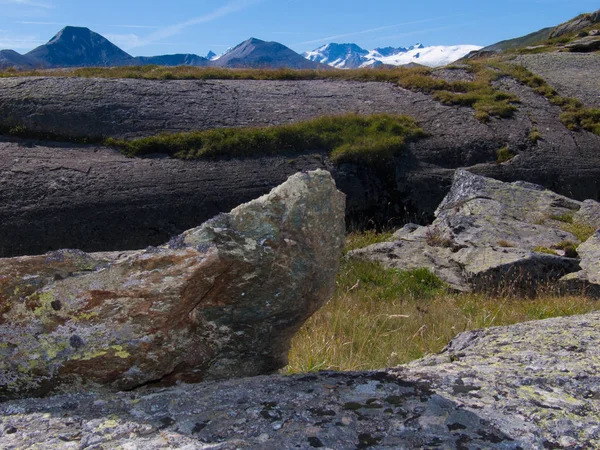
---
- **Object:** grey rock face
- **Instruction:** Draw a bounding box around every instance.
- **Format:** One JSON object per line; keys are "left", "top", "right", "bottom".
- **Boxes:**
{"left": 435, "top": 169, "right": 581, "bottom": 250}
{"left": 576, "top": 230, "right": 600, "bottom": 285}
{"left": 350, "top": 170, "right": 598, "bottom": 294}
{"left": 2, "top": 311, "right": 600, "bottom": 448}
{"left": 0, "top": 170, "right": 345, "bottom": 399}
{"left": 2, "top": 57, "right": 600, "bottom": 257}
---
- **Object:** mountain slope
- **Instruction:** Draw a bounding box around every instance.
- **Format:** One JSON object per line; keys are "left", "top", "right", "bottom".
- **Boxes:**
{"left": 476, "top": 9, "right": 600, "bottom": 54}
{"left": 213, "top": 38, "right": 325, "bottom": 69}
{"left": 136, "top": 54, "right": 209, "bottom": 67}
{"left": 0, "top": 50, "right": 41, "bottom": 70}
{"left": 26, "top": 26, "right": 136, "bottom": 67}
{"left": 304, "top": 43, "right": 481, "bottom": 68}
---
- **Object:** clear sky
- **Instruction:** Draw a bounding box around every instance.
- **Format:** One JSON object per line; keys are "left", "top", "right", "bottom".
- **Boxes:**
{"left": 0, "top": 0, "right": 598, "bottom": 56}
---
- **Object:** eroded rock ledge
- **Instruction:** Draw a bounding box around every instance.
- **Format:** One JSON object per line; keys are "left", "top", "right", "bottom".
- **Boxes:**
{"left": 0, "top": 170, "right": 345, "bottom": 399}
{"left": 1, "top": 312, "right": 599, "bottom": 449}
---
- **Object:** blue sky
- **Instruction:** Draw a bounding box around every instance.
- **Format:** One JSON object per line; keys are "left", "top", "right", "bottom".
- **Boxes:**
{"left": 0, "top": 0, "right": 598, "bottom": 56}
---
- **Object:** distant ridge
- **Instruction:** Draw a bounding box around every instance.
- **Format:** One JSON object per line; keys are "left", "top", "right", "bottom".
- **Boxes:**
{"left": 0, "top": 49, "right": 41, "bottom": 70}
{"left": 1, "top": 25, "right": 477, "bottom": 71}
{"left": 304, "top": 42, "right": 480, "bottom": 68}
{"left": 136, "top": 54, "right": 209, "bottom": 67}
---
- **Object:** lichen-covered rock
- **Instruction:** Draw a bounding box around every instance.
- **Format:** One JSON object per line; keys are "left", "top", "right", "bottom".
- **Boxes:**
{"left": 349, "top": 170, "right": 597, "bottom": 294}
{"left": 573, "top": 199, "right": 600, "bottom": 231}
{"left": 0, "top": 169, "right": 345, "bottom": 399}
{"left": 435, "top": 169, "right": 581, "bottom": 250}
{"left": 2, "top": 312, "right": 600, "bottom": 448}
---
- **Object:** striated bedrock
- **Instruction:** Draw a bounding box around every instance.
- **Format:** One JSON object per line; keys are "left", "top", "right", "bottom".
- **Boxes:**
{"left": 2, "top": 71, "right": 600, "bottom": 257}
{"left": 0, "top": 169, "right": 346, "bottom": 399}
{"left": 350, "top": 170, "right": 600, "bottom": 294}
{"left": 1, "top": 313, "right": 600, "bottom": 448}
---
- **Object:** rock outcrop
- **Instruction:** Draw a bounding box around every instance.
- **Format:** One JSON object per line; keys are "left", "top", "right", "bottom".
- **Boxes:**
{"left": 2, "top": 56, "right": 600, "bottom": 257}
{"left": 0, "top": 170, "right": 346, "bottom": 399}
{"left": 350, "top": 170, "right": 600, "bottom": 294}
{"left": 2, "top": 311, "right": 600, "bottom": 448}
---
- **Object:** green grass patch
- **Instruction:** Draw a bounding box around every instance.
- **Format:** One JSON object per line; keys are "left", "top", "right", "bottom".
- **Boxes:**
{"left": 344, "top": 230, "right": 394, "bottom": 254}
{"left": 494, "top": 62, "right": 600, "bottom": 136}
{"left": 106, "top": 113, "right": 427, "bottom": 163}
{"left": 529, "top": 127, "right": 541, "bottom": 143}
{"left": 561, "top": 221, "right": 598, "bottom": 242}
{"left": 550, "top": 212, "right": 574, "bottom": 224}
{"left": 284, "top": 231, "right": 599, "bottom": 373}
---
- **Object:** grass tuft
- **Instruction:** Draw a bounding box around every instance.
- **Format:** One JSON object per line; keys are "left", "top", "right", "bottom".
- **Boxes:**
{"left": 106, "top": 113, "right": 427, "bottom": 163}
{"left": 497, "top": 145, "right": 515, "bottom": 163}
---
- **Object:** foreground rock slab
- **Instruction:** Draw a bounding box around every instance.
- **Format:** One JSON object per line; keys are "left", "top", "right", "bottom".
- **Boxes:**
{"left": 2, "top": 312, "right": 599, "bottom": 449}
{"left": 350, "top": 170, "right": 599, "bottom": 294}
{"left": 0, "top": 169, "right": 345, "bottom": 399}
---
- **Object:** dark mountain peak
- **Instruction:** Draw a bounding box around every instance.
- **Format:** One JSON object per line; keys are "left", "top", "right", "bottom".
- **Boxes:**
{"left": 26, "top": 25, "right": 135, "bottom": 68}
{"left": 48, "top": 26, "right": 92, "bottom": 43}
{"left": 206, "top": 50, "right": 217, "bottom": 60}
{"left": 213, "top": 37, "right": 324, "bottom": 69}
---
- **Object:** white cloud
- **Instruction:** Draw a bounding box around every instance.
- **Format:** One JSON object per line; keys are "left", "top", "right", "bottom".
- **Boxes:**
{"left": 127, "top": 0, "right": 262, "bottom": 49}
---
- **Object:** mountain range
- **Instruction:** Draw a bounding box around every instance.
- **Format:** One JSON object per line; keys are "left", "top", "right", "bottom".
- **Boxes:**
{"left": 303, "top": 43, "right": 481, "bottom": 68}
{"left": 0, "top": 26, "right": 479, "bottom": 71}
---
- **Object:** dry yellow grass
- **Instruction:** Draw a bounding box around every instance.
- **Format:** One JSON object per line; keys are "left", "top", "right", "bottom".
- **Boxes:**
{"left": 284, "top": 234, "right": 599, "bottom": 373}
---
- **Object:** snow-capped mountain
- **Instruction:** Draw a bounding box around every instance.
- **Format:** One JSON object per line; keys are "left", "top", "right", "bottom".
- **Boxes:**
{"left": 303, "top": 43, "right": 482, "bottom": 68}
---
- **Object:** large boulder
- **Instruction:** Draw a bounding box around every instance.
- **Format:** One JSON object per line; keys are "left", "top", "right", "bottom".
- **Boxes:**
{"left": 2, "top": 312, "right": 600, "bottom": 448}
{"left": 0, "top": 169, "right": 346, "bottom": 399}
{"left": 350, "top": 170, "right": 599, "bottom": 294}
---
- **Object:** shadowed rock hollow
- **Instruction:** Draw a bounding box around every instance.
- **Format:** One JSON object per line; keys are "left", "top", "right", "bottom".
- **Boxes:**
{"left": 0, "top": 170, "right": 345, "bottom": 399}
